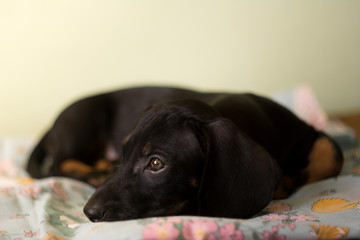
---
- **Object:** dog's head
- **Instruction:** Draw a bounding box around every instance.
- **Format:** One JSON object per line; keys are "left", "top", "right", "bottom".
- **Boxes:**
{"left": 84, "top": 99, "right": 281, "bottom": 222}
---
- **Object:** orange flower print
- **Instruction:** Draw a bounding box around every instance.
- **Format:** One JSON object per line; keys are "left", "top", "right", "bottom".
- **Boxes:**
{"left": 16, "top": 177, "right": 35, "bottom": 185}
{"left": 43, "top": 232, "right": 67, "bottom": 240}
{"left": 312, "top": 198, "right": 360, "bottom": 213}
{"left": 309, "top": 224, "right": 349, "bottom": 239}
{"left": 0, "top": 187, "right": 14, "bottom": 196}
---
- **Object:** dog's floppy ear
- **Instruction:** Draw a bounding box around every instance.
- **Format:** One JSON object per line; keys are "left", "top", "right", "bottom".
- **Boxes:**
{"left": 198, "top": 118, "right": 281, "bottom": 218}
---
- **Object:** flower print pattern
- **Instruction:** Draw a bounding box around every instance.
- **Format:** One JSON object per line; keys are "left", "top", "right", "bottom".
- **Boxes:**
{"left": 43, "top": 232, "right": 67, "bottom": 240}
{"left": 262, "top": 226, "right": 286, "bottom": 240}
{"left": 219, "top": 223, "right": 243, "bottom": 240}
{"left": 24, "top": 229, "right": 40, "bottom": 237}
{"left": 50, "top": 181, "right": 68, "bottom": 201}
{"left": 0, "top": 231, "right": 11, "bottom": 240}
{"left": 289, "top": 214, "right": 318, "bottom": 222}
{"left": 182, "top": 219, "right": 218, "bottom": 240}
{"left": 143, "top": 219, "right": 180, "bottom": 240}
{"left": 0, "top": 187, "right": 14, "bottom": 196}
{"left": 278, "top": 223, "right": 296, "bottom": 231}
{"left": 265, "top": 202, "right": 291, "bottom": 213}
{"left": 309, "top": 224, "right": 349, "bottom": 239}
{"left": 262, "top": 202, "right": 319, "bottom": 225}
{"left": 312, "top": 198, "right": 360, "bottom": 213}
{"left": 313, "top": 189, "right": 337, "bottom": 198}
{"left": 19, "top": 186, "right": 41, "bottom": 199}
{"left": 142, "top": 219, "right": 244, "bottom": 240}
{"left": 1, "top": 141, "right": 360, "bottom": 240}
{"left": 0, "top": 158, "right": 18, "bottom": 177}
{"left": 9, "top": 213, "right": 29, "bottom": 220}
{"left": 261, "top": 214, "right": 288, "bottom": 221}
{"left": 16, "top": 177, "right": 34, "bottom": 185}
{"left": 59, "top": 216, "right": 82, "bottom": 229}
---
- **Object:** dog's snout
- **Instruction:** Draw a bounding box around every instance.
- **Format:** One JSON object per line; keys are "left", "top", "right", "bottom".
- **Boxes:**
{"left": 84, "top": 204, "right": 106, "bottom": 222}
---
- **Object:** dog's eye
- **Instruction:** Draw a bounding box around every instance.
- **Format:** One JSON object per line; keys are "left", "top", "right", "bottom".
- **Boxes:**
{"left": 147, "top": 157, "right": 165, "bottom": 172}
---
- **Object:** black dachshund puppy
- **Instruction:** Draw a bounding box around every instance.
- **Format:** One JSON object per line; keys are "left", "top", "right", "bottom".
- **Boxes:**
{"left": 26, "top": 87, "right": 343, "bottom": 222}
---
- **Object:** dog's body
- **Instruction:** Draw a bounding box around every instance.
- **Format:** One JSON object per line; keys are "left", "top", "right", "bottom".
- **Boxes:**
{"left": 27, "top": 87, "right": 218, "bottom": 181}
{"left": 27, "top": 86, "right": 343, "bottom": 222}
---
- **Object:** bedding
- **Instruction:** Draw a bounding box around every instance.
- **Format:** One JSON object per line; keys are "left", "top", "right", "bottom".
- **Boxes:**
{"left": 0, "top": 127, "right": 359, "bottom": 240}
{"left": 1, "top": 86, "right": 359, "bottom": 240}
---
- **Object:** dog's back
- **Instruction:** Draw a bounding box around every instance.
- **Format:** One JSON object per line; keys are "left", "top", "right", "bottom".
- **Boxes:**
{"left": 26, "top": 87, "right": 219, "bottom": 180}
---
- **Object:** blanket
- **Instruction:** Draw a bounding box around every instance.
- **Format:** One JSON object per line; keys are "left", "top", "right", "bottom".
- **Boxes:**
{"left": 1, "top": 86, "right": 359, "bottom": 240}
{"left": 0, "top": 130, "right": 359, "bottom": 240}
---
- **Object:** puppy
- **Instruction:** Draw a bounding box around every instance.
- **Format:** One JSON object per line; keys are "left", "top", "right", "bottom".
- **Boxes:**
{"left": 26, "top": 87, "right": 343, "bottom": 222}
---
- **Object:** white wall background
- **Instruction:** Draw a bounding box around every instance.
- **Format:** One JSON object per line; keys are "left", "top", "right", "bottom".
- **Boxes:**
{"left": 1, "top": 0, "right": 359, "bottom": 137}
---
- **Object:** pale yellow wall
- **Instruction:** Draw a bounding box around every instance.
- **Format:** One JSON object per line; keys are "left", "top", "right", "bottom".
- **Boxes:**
{"left": 1, "top": 0, "right": 359, "bottom": 137}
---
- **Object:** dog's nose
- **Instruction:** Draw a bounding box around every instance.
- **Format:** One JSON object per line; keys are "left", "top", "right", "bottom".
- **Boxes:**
{"left": 83, "top": 204, "right": 105, "bottom": 222}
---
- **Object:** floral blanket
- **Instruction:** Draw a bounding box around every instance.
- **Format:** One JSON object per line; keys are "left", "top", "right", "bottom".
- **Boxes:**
{"left": 1, "top": 86, "right": 359, "bottom": 240}
{"left": 0, "top": 134, "right": 359, "bottom": 240}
